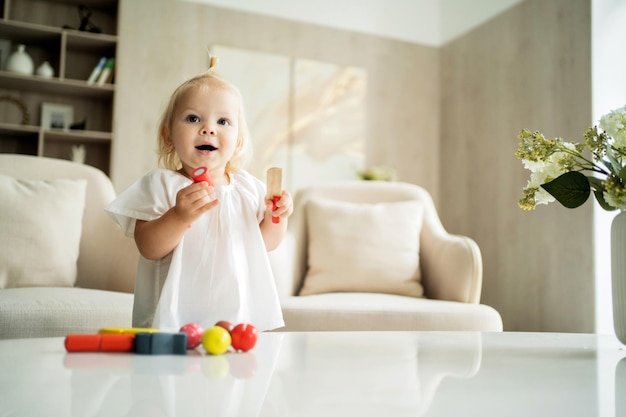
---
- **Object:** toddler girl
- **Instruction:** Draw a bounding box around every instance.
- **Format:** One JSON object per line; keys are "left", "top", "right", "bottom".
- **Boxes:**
{"left": 106, "top": 62, "right": 292, "bottom": 332}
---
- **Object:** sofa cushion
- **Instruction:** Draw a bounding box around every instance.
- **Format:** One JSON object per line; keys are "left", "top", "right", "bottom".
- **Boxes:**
{"left": 0, "top": 175, "right": 86, "bottom": 289}
{"left": 299, "top": 199, "right": 424, "bottom": 297}
{"left": 0, "top": 287, "right": 133, "bottom": 339}
{"left": 279, "top": 293, "right": 504, "bottom": 331}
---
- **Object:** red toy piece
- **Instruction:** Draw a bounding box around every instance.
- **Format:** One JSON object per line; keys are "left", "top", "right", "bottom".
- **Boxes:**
{"left": 65, "top": 334, "right": 100, "bottom": 352}
{"left": 271, "top": 196, "right": 280, "bottom": 224}
{"left": 100, "top": 334, "right": 135, "bottom": 352}
{"left": 230, "top": 323, "right": 258, "bottom": 352}
{"left": 191, "top": 166, "right": 214, "bottom": 186}
{"left": 214, "top": 320, "right": 234, "bottom": 333}
{"left": 266, "top": 168, "right": 282, "bottom": 224}
{"left": 65, "top": 334, "right": 134, "bottom": 353}
{"left": 179, "top": 323, "right": 204, "bottom": 349}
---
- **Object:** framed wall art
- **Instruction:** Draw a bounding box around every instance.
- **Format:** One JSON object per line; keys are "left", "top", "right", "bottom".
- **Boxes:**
{"left": 41, "top": 103, "right": 73, "bottom": 129}
{"left": 211, "top": 45, "right": 368, "bottom": 193}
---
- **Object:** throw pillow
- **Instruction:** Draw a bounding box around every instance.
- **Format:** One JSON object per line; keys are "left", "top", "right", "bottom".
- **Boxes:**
{"left": 299, "top": 198, "right": 424, "bottom": 297}
{"left": 0, "top": 175, "right": 87, "bottom": 289}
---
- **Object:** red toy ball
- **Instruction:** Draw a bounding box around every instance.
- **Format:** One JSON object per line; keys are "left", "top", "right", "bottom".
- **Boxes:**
{"left": 230, "top": 323, "right": 258, "bottom": 352}
{"left": 215, "top": 320, "right": 234, "bottom": 333}
{"left": 179, "top": 322, "right": 204, "bottom": 350}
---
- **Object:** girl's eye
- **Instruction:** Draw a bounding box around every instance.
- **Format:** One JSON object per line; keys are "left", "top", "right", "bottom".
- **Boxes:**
{"left": 217, "top": 118, "right": 230, "bottom": 126}
{"left": 186, "top": 115, "right": 200, "bottom": 123}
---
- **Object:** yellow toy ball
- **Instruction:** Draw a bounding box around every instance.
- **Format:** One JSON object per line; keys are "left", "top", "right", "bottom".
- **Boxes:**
{"left": 202, "top": 325, "right": 232, "bottom": 355}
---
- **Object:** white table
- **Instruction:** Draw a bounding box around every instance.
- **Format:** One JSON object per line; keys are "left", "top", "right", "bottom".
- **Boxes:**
{"left": 0, "top": 331, "right": 624, "bottom": 417}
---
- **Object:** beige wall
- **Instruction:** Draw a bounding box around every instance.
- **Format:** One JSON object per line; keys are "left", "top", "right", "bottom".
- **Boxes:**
{"left": 440, "top": 0, "right": 594, "bottom": 332}
{"left": 113, "top": 0, "right": 440, "bottom": 201}
{"left": 114, "top": 0, "right": 594, "bottom": 332}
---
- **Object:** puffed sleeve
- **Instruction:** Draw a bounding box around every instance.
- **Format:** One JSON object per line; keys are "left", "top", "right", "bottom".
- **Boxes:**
{"left": 105, "top": 169, "right": 186, "bottom": 237}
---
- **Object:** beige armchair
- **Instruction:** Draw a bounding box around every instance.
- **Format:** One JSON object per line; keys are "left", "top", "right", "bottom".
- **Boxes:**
{"left": 269, "top": 181, "right": 503, "bottom": 331}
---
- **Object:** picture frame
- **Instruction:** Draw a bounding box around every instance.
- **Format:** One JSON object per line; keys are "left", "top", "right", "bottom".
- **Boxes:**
{"left": 41, "top": 103, "right": 73, "bottom": 130}
{"left": 0, "top": 39, "right": 11, "bottom": 71}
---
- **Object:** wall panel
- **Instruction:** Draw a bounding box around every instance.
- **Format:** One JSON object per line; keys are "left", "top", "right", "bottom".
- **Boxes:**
{"left": 441, "top": 0, "right": 593, "bottom": 332}
{"left": 113, "top": 0, "right": 440, "bottom": 203}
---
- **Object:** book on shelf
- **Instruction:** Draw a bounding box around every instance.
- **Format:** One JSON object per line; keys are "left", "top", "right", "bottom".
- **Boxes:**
{"left": 86, "top": 57, "right": 107, "bottom": 84}
{"left": 96, "top": 58, "right": 115, "bottom": 85}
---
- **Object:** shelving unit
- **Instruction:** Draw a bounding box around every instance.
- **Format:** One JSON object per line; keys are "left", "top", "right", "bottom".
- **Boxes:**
{"left": 0, "top": 0, "right": 118, "bottom": 174}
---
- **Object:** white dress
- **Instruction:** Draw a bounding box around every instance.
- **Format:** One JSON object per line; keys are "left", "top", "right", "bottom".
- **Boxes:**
{"left": 105, "top": 168, "right": 284, "bottom": 332}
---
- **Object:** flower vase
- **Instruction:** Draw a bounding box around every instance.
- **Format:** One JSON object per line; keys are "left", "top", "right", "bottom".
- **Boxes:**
{"left": 611, "top": 210, "right": 626, "bottom": 344}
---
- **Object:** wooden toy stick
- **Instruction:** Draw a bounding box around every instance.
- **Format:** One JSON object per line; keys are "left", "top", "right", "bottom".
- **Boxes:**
{"left": 266, "top": 167, "right": 282, "bottom": 224}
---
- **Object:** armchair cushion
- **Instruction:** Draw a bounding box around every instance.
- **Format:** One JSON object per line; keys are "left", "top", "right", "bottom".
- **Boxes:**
{"left": 0, "top": 175, "right": 86, "bottom": 289}
{"left": 299, "top": 199, "right": 424, "bottom": 298}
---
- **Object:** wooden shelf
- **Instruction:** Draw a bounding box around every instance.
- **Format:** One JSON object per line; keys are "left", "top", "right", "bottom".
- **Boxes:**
{"left": 44, "top": 127, "right": 112, "bottom": 143}
{"left": 0, "top": 0, "right": 118, "bottom": 174}
{"left": 0, "top": 20, "right": 116, "bottom": 44}
{"left": 0, "top": 122, "right": 112, "bottom": 140}
{"left": 0, "top": 122, "right": 39, "bottom": 135}
{"left": 0, "top": 71, "right": 114, "bottom": 97}
{"left": 0, "top": 71, "right": 115, "bottom": 95}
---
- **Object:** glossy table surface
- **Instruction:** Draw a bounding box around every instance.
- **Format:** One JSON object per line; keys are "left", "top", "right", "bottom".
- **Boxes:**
{"left": 0, "top": 331, "right": 624, "bottom": 417}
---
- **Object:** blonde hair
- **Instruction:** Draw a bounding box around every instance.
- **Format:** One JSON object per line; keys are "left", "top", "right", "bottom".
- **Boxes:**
{"left": 156, "top": 69, "right": 251, "bottom": 173}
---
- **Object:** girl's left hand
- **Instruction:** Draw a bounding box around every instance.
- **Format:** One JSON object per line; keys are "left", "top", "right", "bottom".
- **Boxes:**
{"left": 266, "top": 190, "right": 293, "bottom": 221}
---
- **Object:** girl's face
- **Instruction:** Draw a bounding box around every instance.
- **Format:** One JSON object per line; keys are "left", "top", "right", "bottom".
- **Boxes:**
{"left": 167, "top": 86, "right": 240, "bottom": 182}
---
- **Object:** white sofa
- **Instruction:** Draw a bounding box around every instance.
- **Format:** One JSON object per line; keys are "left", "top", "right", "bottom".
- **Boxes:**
{"left": 0, "top": 154, "right": 137, "bottom": 339}
{"left": 0, "top": 155, "right": 502, "bottom": 339}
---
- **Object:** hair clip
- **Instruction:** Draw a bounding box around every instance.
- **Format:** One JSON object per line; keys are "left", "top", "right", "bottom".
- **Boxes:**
{"left": 205, "top": 46, "right": 219, "bottom": 72}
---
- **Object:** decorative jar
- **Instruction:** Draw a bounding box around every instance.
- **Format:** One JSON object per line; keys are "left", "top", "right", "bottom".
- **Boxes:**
{"left": 6, "top": 44, "right": 34, "bottom": 75}
{"left": 36, "top": 61, "right": 54, "bottom": 78}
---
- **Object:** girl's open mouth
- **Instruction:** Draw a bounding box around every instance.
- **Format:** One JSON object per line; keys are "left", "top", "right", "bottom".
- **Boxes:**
{"left": 195, "top": 144, "right": 217, "bottom": 151}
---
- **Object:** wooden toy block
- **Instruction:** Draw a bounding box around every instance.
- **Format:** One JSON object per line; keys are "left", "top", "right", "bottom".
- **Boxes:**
{"left": 65, "top": 334, "right": 100, "bottom": 352}
{"left": 65, "top": 334, "right": 134, "bottom": 353}
{"left": 135, "top": 332, "right": 187, "bottom": 355}
{"left": 98, "top": 327, "right": 159, "bottom": 335}
{"left": 152, "top": 332, "right": 187, "bottom": 355}
{"left": 134, "top": 332, "right": 152, "bottom": 354}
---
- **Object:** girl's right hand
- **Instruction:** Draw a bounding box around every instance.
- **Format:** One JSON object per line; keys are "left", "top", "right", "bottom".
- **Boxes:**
{"left": 173, "top": 182, "right": 218, "bottom": 224}
{"left": 134, "top": 183, "right": 218, "bottom": 260}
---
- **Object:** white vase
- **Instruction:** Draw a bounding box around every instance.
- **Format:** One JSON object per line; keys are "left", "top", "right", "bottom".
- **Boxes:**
{"left": 611, "top": 210, "right": 626, "bottom": 344}
{"left": 36, "top": 61, "right": 54, "bottom": 78}
{"left": 6, "top": 44, "right": 34, "bottom": 75}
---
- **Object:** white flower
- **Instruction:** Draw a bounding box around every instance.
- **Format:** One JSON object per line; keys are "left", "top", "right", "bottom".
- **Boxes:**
{"left": 517, "top": 103, "right": 626, "bottom": 211}
{"left": 534, "top": 187, "right": 556, "bottom": 205}
{"left": 604, "top": 192, "right": 621, "bottom": 209}
{"left": 524, "top": 169, "right": 555, "bottom": 205}
{"left": 600, "top": 105, "right": 626, "bottom": 150}
{"left": 523, "top": 143, "right": 572, "bottom": 179}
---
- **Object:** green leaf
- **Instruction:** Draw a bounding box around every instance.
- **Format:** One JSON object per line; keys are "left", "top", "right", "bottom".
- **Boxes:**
{"left": 594, "top": 190, "right": 617, "bottom": 211}
{"left": 586, "top": 175, "right": 605, "bottom": 192}
{"left": 541, "top": 171, "right": 590, "bottom": 208}
{"left": 619, "top": 166, "right": 626, "bottom": 182}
